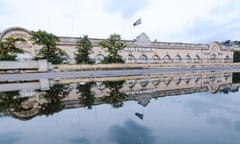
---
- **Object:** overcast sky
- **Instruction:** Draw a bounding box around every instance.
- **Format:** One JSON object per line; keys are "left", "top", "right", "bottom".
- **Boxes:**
{"left": 0, "top": 0, "right": 240, "bottom": 43}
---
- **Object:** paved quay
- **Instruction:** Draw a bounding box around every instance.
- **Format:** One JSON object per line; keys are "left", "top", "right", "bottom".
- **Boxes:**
{"left": 0, "top": 66, "right": 240, "bottom": 81}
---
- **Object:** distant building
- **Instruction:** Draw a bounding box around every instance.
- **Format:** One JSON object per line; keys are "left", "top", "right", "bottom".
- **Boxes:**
{"left": 0, "top": 27, "right": 234, "bottom": 64}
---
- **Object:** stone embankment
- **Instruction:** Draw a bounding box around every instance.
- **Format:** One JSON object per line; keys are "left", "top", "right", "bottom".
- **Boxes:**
{"left": 53, "top": 63, "right": 240, "bottom": 72}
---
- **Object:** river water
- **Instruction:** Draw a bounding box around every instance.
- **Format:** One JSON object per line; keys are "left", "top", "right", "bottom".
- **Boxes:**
{"left": 0, "top": 70, "right": 240, "bottom": 144}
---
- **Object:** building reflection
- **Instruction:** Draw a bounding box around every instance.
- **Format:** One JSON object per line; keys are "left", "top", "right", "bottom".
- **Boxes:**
{"left": 0, "top": 70, "right": 240, "bottom": 120}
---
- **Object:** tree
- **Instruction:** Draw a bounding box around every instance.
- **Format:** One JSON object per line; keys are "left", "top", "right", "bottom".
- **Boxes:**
{"left": 75, "top": 35, "right": 93, "bottom": 64}
{"left": 101, "top": 80, "right": 127, "bottom": 108}
{"left": 39, "top": 84, "right": 70, "bottom": 116}
{"left": 76, "top": 82, "right": 95, "bottom": 109}
{"left": 234, "top": 51, "right": 240, "bottom": 62}
{"left": 0, "top": 37, "right": 24, "bottom": 60}
{"left": 99, "top": 34, "right": 126, "bottom": 63}
{"left": 30, "top": 30, "right": 67, "bottom": 64}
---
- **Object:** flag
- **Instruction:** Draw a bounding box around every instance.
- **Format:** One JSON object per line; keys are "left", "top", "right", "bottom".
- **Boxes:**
{"left": 135, "top": 112, "right": 143, "bottom": 120}
{"left": 133, "top": 18, "right": 142, "bottom": 27}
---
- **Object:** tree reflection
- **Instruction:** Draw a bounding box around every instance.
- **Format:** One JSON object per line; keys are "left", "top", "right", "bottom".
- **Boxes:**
{"left": 101, "top": 80, "right": 127, "bottom": 108}
{"left": 0, "top": 91, "right": 28, "bottom": 113}
{"left": 39, "top": 84, "right": 70, "bottom": 116}
{"left": 233, "top": 73, "right": 240, "bottom": 84}
{"left": 76, "top": 82, "right": 95, "bottom": 109}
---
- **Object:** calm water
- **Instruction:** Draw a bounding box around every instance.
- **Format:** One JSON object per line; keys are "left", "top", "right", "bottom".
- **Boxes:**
{"left": 0, "top": 71, "right": 240, "bottom": 144}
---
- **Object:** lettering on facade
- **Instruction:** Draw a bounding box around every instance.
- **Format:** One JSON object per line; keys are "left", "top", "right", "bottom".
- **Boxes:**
{"left": 126, "top": 88, "right": 155, "bottom": 95}
{"left": 124, "top": 47, "right": 154, "bottom": 52}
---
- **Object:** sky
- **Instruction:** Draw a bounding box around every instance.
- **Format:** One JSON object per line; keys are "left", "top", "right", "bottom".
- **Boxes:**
{"left": 0, "top": 0, "right": 240, "bottom": 43}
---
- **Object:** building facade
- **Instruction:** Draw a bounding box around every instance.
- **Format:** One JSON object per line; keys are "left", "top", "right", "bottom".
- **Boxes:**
{"left": 0, "top": 27, "right": 234, "bottom": 64}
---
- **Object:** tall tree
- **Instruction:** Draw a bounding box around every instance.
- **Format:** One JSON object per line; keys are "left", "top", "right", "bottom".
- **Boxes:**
{"left": 101, "top": 80, "right": 127, "bottom": 108}
{"left": 76, "top": 82, "right": 95, "bottom": 109}
{"left": 234, "top": 51, "right": 240, "bottom": 62}
{"left": 75, "top": 35, "right": 93, "bottom": 64}
{"left": 99, "top": 34, "right": 126, "bottom": 63}
{"left": 30, "top": 30, "right": 67, "bottom": 64}
{"left": 0, "top": 37, "right": 24, "bottom": 60}
{"left": 39, "top": 84, "right": 70, "bottom": 116}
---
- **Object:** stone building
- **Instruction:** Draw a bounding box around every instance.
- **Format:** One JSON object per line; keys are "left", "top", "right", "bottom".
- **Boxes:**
{"left": 0, "top": 27, "right": 234, "bottom": 64}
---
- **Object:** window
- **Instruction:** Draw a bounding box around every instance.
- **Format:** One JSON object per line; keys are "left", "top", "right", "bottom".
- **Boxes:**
{"left": 126, "top": 55, "right": 135, "bottom": 63}
{"left": 95, "top": 54, "right": 104, "bottom": 64}
{"left": 152, "top": 55, "right": 160, "bottom": 63}
{"left": 194, "top": 55, "right": 200, "bottom": 63}
{"left": 163, "top": 55, "right": 171, "bottom": 63}
{"left": 139, "top": 55, "right": 148, "bottom": 63}
{"left": 185, "top": 55, "right": 191, "bottom": 63}
{"left": 174, "top": 55, "right": 181, "bottom": 63}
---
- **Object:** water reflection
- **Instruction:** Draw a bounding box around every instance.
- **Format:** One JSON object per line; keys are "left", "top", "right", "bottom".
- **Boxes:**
{"left": 1, "top": 70, "right": 240, "bottom": 144}
{"left": 108, "top": 119, "right": 155, "bottom": 144}
{"left": 100, "top": 80, "right": 127, "bottom": 108}
{"left": 0, "top": 132, "right": 21, "bottom": 144}
{"left": 0, "top": 70, "right": 239, "bottom": 120}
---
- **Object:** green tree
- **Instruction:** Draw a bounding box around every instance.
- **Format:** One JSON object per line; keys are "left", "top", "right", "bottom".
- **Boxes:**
{"left": 0, "top": 91, "right": 28, "bottom": 113}
{"left": 234, "top": 51, "right": 240, "bottom": 62}
{"left": 39, "top": 84, "right": 70, "bottom": 116}
{"left": 30, "top": 30, "right": 67, "bottom": 64}
{"left": 101, "top": 80, "right": 127, "bottom": 108}
{"left": 75, "top": 35, "right": 93, "bottom": 64}
{"left": 0, "top": 37, "right": 24, "bottom": 60}
{"left": 99, "top": 34, "right": 126, "bottom": 63}
{"left": 76, "top": 82, "right": 95, "bottom": 109}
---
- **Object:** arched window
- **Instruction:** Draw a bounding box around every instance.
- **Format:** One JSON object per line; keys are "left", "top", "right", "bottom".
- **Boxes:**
{"left": 163, "top": 77, "right": 171, "bottom": 85}
{"left": 163, "top": 55, "right": 171, "bottom": 63}
{"left": 209, "top": 54, "right": 216, "bottom": 62}
{"left": 139, "top": 79, "right": 149, "bottom": 87}
{"left": 96, "top": 82, "right": 105, "bottom": 90}
{"left": 126, "top": 80, "right": 136, "bottom": 88}
{"left": 185, "top": 77, "right": 191, "bottom": 84}
{"left": 185, "top": 55, "right": 191, "bottom": 63}
{"left": 174, "top": 55, "right": 181, "bottom": 63}
{"left": 95, "top": 54, "right": 104, "bottom": 64}
{"left": 209, "top": 75, "right": 216, "bottom": 82}
{"left": 194, "top": 55, "right": 200, "bottom": 63}
{"left": 151, "top": 78, "right": 160, "bottom": 86}
{"left": 194, "top": 75, "right": 201, "bottom": 83}
{"left": 139, "top": 55, "right": 148, "bottom": 63}
{"left": 175, "top": 77, "right": 181, "bottom": 85}
{"left": 126, "top": 54, "right": 135, "bottom": 63}
{"left": 224, "top": 55, "right": 231, "bottom": 63}
{"left": 152, "top": 55, "right": 160, "bottom": 63}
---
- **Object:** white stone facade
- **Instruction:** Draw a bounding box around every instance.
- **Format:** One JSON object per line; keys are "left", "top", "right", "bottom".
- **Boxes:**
{"left": 0, "top": 27, "right": 234, "bottom": 64}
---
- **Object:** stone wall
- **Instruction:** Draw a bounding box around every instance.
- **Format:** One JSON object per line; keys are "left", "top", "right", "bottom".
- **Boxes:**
{"left": 0, "top": 60, "right": 50, "bottom": 72}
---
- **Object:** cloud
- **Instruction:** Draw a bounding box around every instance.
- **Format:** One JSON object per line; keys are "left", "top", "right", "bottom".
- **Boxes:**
{"left": 69, "top": 137, "right": 90, "bottom": 144}
{"left": 179, "top": 0, "right": 240, "bottom": 42}
{"left": 1, "top": 0, "right": 240, "bottom": 42}
{"left": 0, "top": 132, "right": 21, "bottom": 144}
{"left": 0, "top": 1, "right": 9, "bottom": 15}
{"left": 103, "top": 0, "right": 149, "bottom": 19}
{"left": 234, "top": 120, "right": 240, "bottom": 133}
{"left": 108, "top": 119, "right": 155, "bottom": 144}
